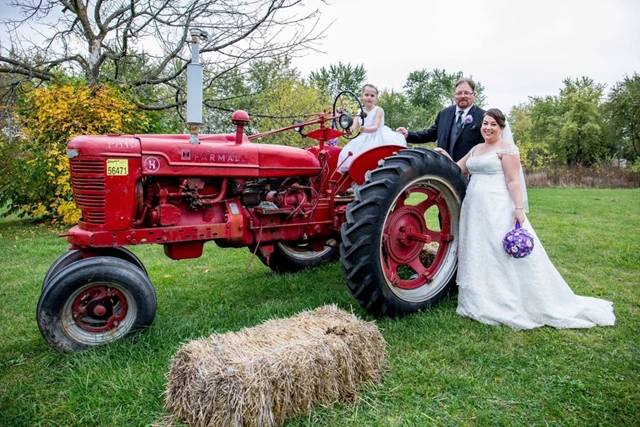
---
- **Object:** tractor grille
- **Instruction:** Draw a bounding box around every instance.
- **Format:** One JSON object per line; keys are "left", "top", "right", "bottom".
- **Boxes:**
{"left": 70, "top": 159, "right": 106, "bottom": 224}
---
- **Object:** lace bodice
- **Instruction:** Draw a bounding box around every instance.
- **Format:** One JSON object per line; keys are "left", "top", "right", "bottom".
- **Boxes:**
{"left": 467, "top": 145, "right": 519, "bottom": 176}
{"left": 466, "top": 143, "right": 529, "bottom": 211}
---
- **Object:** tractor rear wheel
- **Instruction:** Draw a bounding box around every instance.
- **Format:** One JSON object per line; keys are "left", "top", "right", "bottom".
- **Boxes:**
{"left": 256, "top": 240, "right": 339, "bottom": 273}
{"left": 37, "top": 256, "right": 157, "bottom": 352}
{"left": 42, "top": 247, "right": 148, "bottom": 290}
{"left": 340, "top": 148, "right": 467, "bottom": 317}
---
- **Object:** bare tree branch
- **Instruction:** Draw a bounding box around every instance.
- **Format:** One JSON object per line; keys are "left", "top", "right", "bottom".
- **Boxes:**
{"left": 0, "top": 0, "right": 329, "bottom": 114}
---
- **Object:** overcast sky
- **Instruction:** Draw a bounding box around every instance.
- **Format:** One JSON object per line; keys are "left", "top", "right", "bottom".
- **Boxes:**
{"left": 1, "top": 0, "right": 637, "bottom": 114}
{"left": 293, "top": 0, "right": 640, "bottom": 112}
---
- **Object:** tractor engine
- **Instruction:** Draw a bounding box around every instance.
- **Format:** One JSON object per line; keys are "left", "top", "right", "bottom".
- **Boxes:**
{"left": 64, "top": 132, "right": 339, "bottom": 261}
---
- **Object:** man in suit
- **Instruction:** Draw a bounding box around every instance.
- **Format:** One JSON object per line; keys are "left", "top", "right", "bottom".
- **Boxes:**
{"left": 397, "top": 78, "right": 485, "bottom": 162}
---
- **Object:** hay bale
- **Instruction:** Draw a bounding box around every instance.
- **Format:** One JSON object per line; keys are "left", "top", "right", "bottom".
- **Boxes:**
{"left": 165, "top": 305, "right": 386, "bottom": 427}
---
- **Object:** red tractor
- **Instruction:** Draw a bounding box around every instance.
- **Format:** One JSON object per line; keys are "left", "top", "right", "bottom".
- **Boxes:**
{"left": 37, "top": 33, "right": 467, "bottom": 352}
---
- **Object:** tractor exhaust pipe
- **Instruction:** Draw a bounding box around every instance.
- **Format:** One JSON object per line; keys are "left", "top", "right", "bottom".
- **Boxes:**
{"left": 187, "top": 28, "right": 207, "bottom": 144}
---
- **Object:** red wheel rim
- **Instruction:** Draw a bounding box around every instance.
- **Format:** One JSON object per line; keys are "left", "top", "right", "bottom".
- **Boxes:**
{"left": 382, "top": 184, "right": 455, "bottom": 290}
{"left": 71, "top": 285, "right": 129, "bottom": 332}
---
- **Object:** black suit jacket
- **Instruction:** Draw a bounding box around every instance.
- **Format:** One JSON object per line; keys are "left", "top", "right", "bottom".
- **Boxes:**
{"left": 406, "top": 105, "right": 485, "bottom": 162}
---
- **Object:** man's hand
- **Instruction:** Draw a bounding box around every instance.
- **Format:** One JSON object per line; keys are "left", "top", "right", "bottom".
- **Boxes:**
{"left": 396, "top": 127, "right": 409, "bottom": 138}
{"left": 434, "top": 147, "right": 452, "bottom": 160}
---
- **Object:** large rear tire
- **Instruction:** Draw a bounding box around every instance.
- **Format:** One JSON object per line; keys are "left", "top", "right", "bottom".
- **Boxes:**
{"left": 340, "top": 148, "right": 467, "bottom": 317}
{"left": 37, "top": 257, "right": 157, "bottom": 352}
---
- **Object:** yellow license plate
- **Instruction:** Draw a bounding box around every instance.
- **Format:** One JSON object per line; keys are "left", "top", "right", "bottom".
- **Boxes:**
{"left": 107, "top": 159, "right": 128, "bottom": 176}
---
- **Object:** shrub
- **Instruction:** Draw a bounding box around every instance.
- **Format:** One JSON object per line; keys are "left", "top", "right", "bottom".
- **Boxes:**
{"left": 0, "top": 82, "right": 148, "bottom": 223}
{"left": 525, "top": 165, "right": 640, "bottom": 188}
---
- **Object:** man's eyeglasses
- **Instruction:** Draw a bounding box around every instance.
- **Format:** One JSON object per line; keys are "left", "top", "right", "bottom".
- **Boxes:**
{"left": 455, "top": 91, "right": 474, "bottom": 97}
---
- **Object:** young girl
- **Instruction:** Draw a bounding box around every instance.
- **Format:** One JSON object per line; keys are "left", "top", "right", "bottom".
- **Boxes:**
{"left": 337, "top": 84, "right": 406, "bottom": 173}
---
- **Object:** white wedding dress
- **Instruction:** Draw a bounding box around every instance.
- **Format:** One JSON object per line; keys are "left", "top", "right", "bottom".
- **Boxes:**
{"left": 456, "top": 145, "right": 616, "bottom": 330}
{"left": 337, "top": 106, "right": 406, "bottom": 172}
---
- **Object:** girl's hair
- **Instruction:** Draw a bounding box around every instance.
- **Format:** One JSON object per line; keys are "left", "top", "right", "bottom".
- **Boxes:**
{"left": 361, "top": 83, "right": 379, "bottom": 95}
{"left": 484, "top": 108, "right": 506, "bottom": 128}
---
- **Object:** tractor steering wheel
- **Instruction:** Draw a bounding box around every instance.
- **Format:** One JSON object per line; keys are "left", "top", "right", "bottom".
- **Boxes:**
{"left": 332, "top": 90, "right": 365, "bottom": 140}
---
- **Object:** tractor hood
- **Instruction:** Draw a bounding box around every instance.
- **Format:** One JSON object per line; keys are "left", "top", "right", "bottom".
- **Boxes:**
{"left": 67, "top": 134, "right": 323, "bottom": 178}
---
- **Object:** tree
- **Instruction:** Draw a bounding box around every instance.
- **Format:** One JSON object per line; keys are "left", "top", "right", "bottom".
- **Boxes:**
{"left": 509, "top": 101, "right": 556, "bottom": 170}
{"left": 403, "top": 69, "right": 486, "bottom": 125}
{"left": 0, "top": 0, "right": 329, "bottom": 116}
{"left": 555, "top": 77, "right": 612, "bottom": 166}
{"left": 607, "top": 73, "right": 640, "bottom": 162}
{"left": 196, "top": 57, "right": 325, "bottom": 146}
{"left": 521, "top": 77, "right": 613, "bottom": 167}
{"left": 308, "top": 62, "right": 367, "bottom": 98}
{"left": 377, "top": 89, "right": 429, "bottom": 132}
{"left": 241, "top": 58, "right": 326, "bottom": 146}
{"left": 0, "top": 81, "right": 148, "bottom": 223}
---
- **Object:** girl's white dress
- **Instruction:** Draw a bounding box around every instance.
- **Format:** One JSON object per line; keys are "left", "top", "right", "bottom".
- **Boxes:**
{"left": 337, "top": 106, "right": 406, "bottom": 173}
{"left": 456, "top": 145, "right": 615, "bottom": 330}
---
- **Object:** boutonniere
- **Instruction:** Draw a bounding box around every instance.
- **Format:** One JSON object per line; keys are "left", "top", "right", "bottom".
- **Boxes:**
{"left": 463, "top": 114, "right": 477, "bottom": 130}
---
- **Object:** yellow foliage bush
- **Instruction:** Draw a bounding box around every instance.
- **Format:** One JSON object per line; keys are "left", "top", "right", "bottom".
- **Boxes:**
{"left": 8, "top": 82, "right": 148, "bottom": 223}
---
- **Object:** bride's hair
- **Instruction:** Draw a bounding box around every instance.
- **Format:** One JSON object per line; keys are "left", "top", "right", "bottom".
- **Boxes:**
{"left": 485, "top": 108, "right": 506, "bottom": 128}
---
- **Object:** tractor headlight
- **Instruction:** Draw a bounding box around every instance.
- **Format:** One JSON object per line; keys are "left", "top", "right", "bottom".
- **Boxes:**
{"left": 292, "top": 119, "right": 304, "bottom": 133}
{"left": 338, "top": 114, "right": 353, "bottom": 130}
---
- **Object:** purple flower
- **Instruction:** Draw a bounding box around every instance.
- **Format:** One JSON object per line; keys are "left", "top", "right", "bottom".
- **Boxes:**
{"left": 464, "top": 114, "right": 473, "bottom": 125}
{"left": 502, "top": 225, "right": 535, "bottom": 259}
{"left": 327, "top": 138, "right": 338, "bottom": 146}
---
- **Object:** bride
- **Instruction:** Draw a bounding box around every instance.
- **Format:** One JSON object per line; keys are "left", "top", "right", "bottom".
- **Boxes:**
{"left": 436, "top": 108, "right": 615, "bottom": 330}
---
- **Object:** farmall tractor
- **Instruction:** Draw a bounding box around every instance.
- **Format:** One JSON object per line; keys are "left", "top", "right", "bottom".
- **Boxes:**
{"left": 37, "top": 30, "right": 468, "bottom": 352}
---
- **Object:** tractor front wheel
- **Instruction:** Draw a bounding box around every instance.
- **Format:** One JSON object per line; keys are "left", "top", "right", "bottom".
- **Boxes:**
{"left": 340, "top": 148, "right": 467, "bottom": 317}
{"left": 37, "top": 257, "right": 157, "bottom": 352}
{"left": 42, "top": 247, "right": 148, "bottom": 290}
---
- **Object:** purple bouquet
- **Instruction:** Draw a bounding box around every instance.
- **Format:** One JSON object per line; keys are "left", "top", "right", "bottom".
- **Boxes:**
{"left": 502, "top": 221, "right": 534, "bottom": 258}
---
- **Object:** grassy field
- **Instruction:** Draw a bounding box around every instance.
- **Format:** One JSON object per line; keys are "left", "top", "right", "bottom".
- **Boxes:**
{"left": 1, "top": 188, "right": 638, "bottom": 426}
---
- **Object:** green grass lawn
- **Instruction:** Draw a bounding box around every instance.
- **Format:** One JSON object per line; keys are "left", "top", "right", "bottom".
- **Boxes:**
{"left": 1, "top": 188, "right": 638, "bottom": 426}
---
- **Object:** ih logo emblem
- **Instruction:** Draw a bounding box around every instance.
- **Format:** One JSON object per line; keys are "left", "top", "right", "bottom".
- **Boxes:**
{"left": 144, "top": 156, "right": 160, "bottom": 173}
{"left": 181, "top": 149, "right": 191, "bottom": 160}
